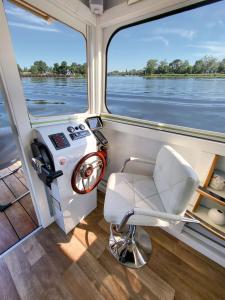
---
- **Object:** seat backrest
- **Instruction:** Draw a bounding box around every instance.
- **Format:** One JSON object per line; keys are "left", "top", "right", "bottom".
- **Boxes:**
{"left": 153, "top": 145, "right": 199, "bottom": 214}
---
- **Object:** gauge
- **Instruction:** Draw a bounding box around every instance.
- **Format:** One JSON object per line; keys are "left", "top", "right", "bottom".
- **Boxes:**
{"left": 67, "top": 126, "right": 75, "bottom": 133}
{"left": 79, "top": 124, "right": 85, "bottom": 130}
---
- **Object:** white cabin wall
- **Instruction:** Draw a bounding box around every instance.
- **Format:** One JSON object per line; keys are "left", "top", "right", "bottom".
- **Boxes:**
{"left": 100, "top": 120, "right": 225, "bottom": 266}
{"left": 0, "top": 0, "right": 97, "bottom": 228}
{"left": 101, "top": 120, "right": 225, "bottom": 209}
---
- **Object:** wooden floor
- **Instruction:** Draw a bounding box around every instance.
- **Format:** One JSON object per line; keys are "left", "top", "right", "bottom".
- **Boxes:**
{"left": 0, "top": 192, "right": 224, "bottom": 300}
{"left": 0, "top": 162, "right": 38, "bottom": 254}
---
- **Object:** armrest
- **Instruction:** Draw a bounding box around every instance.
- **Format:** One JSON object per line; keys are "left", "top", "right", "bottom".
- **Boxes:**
{"left": 120, "top": 156, "right": 156, "bottom": 172}
{"left": 117, "top": 208, "right": 199, "bottom": 232}
{"left": 133, "top": 208, "right": 200, "bottom": 223}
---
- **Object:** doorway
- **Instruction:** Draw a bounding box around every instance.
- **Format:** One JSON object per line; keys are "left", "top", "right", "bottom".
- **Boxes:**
{"left": 0, "top": 88, "right": 38, "bottom": 254}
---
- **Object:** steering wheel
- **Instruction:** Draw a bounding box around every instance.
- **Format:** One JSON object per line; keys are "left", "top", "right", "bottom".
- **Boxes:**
{"left": 71, "top": 151, "right": 106, "bottom": 194}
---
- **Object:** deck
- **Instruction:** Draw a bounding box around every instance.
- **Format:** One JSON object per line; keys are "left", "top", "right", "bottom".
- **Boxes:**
{"left": 0, "top": 162, "right": 38, "bottom": 254}
{"left": 0, "top": 192, "right": 224, "bottom": 300}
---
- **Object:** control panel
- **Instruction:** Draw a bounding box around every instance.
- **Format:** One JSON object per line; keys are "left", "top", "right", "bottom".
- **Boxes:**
{"left": 70, "top": 130, "right": 90, "bottom": 140}
{"left": 48, "top": 123, "right": 91, "bottom": 150}
{"left": 93, "top": 130, "right": 108, "bottom": 146}
{"left": 49, "top": 133, "right": 70, "bottom": 150}
{"left": 85, "top": 116, "right": 108, "bottom": 146}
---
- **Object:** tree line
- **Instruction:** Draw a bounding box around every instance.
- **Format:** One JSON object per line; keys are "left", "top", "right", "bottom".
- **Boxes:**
{"left": 18, "top": 60, "right": 87, "bottom": 77}
{"left": 108, "top": 56, "right": 225, "bottom": 76}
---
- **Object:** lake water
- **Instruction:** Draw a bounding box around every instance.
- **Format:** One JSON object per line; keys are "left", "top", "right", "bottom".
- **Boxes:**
{"left": 1, "top": 76, "right": 225, "bottom": 133}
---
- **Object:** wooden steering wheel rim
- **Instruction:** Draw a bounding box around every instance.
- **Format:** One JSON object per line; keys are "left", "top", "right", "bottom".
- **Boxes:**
{"left": 71, "top": 151, "right": 106, "bottom": 194}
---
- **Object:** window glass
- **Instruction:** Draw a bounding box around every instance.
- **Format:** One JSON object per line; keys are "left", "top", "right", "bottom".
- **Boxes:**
{"left": 4, "top": 0, "right": 88, "bottom": 117}
{"left": 106, "top": 0, "right": 225, "bottom": 133}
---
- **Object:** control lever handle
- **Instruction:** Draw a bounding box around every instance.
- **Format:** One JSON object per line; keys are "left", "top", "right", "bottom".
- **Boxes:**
{"left": 41, "top": 166, "right": 63, "bottom": 186}
{"left": 50, "top": 170, "right": 63, "bottom": 180}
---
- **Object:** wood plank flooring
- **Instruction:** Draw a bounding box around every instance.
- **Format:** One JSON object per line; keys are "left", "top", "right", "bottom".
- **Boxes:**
{"left": 0, "top": 191, "right": 224, "bottom": 300}
{"left": 0, "top": 161, "right": 38, "bottom": 254}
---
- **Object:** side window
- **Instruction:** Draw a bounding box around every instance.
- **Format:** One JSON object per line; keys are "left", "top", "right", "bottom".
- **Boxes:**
{"left": 106, "top": 0, "right": 225, "bottom": 134}
{"left": 4, "top": 0, "right": 88, "bottom": 117}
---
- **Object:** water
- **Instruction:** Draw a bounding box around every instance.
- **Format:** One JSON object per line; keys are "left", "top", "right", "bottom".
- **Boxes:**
{"left": 1, "top": 76, "right": 225, "bottom": 133}
{"left": 0, "top": 77, "right": 88, "bottom": 126}
{"left": 107, "top": 76, "right": 225, "bottom": 133}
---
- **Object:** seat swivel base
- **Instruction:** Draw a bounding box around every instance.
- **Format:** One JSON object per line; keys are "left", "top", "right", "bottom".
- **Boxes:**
{"left": 109, "top": 224, "right": 152, "bottom": 269}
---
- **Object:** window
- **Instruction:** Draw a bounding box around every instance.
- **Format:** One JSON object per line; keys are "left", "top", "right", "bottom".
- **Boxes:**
{"left": 106, "top": 0, "right": 225, "bottom": 134}
{"left": 4, "top": 0, "right": 88, "bottom": 117}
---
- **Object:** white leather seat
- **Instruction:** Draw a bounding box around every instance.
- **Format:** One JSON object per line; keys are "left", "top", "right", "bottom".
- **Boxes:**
{"left": 104, "top": 145, "right": 199, "bottom": 227}
{"left": 104, "top": 145, "right": 199, "bottom": 268}
{"left": 104, "top": 173, "right": 167, "bottom": 226}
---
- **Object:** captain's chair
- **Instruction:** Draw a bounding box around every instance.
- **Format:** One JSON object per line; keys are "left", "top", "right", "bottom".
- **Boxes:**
{"left": 104, "top": 145, "right": 199, "bottom": 268}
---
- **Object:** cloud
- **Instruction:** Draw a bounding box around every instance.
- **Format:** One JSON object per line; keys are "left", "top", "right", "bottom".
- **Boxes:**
{"left": 153, "top": 28, "right": 196, "bottom": 39}
{"left": 5, "top": 5, "right": 59, "bottom": 33}
{"left": 5, "top": 6, "right": 49, "bottom": 25}
{"left": 139, "top": 36, "right": 169, "bottom": 46}
{"left": 8, "top": 21, "right": 59, "bottom": 32}
{"left": 188, "top": 41, "right": 225, "bottom": 57}
{"left": 206, "top": 19, "right": 224, "bottom": 29}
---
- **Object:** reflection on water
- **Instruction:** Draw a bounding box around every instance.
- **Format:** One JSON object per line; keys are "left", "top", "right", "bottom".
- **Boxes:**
{"left": 24, "top": 77, "right": 88, "bottom": 118}
{"left": 107, "top": 76, "right": 225, "bottom": 133}
{"left": 1, "top": 76, "right": 225, "bottom": 133}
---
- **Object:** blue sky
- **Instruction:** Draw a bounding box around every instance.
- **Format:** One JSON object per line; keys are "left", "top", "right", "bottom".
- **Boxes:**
{"left": 4, "top": 0, "right": 225, "bottom": 71}
{"left": 4, "top": 0, "right": 86, "bottom": 68}
{"left": 109, "top": 0, "right": 225, "bottom": 71}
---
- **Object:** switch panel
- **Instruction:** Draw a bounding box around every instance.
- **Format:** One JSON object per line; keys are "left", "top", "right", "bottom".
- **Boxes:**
{"left": 70, "top": 130, "right": 90, "bottom": 141}
{"left": 49, "top": 133, "right": 70, "bottom": 150}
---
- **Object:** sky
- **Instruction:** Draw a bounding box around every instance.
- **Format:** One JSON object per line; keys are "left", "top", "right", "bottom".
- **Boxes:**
{"left": 3, "top": 0, "right": 86, "bottom": 68}
{"left": 3, "top": 0, "right": 225, "bottom": 71}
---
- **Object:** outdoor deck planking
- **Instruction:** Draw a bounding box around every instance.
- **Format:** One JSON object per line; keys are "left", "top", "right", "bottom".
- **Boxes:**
{"left": 0, "top": 162, "right": 38, "bottom": 254}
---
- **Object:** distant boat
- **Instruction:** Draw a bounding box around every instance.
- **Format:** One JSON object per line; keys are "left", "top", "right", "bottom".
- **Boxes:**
{"left": 0, "top": 126, "right": 18, "bottom": 169}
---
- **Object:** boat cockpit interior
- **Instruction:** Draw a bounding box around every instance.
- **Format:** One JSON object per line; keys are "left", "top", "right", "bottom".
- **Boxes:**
{"left": 0, "top": 0, "right": 225, "bottom": 299}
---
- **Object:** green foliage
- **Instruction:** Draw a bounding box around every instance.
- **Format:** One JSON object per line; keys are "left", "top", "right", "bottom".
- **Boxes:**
{"left": 30, "top": 60, "right": 48, "bottom": 74}
{"left": 20, "top": 60, "right": 87, "bottom": 77}
{"left": 145, "top": 59, "right": 158, "bottom": 74}
{"left": 108, "top": 55, "right": 225, "bottom": 76}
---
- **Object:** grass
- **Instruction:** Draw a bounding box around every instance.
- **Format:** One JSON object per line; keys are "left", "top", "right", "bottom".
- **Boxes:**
{"left": 144, "top": 73, "right": 225, "bottom": 79}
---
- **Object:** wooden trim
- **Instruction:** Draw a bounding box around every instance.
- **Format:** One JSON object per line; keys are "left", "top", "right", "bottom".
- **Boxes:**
{"left": 193, "top": 194, "right": 203, "bottom": 212}
{"left": 204, "top": 155, "right": 219, "bottom": 187}
{"left": 187, "top": 210, "right": 225, "bottom": 240}
{"left": 8, "top": 0, "right": 53, "bottom": 21}
{"left": 193, "top": 154, "right": 219, "bottom": 211}
{"left": 196, "top": 188, "right": 225, "bottom": 207}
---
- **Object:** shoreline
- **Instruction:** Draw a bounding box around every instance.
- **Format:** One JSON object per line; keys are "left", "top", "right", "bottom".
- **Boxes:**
{"left": 108, "top": 73, "right": 225, "bottom": 79}
{"left": 20, "top": 74, "right": 86, "bottom": 78}
{"left": 20, "top": 74, "right": 225, "bottom": 79}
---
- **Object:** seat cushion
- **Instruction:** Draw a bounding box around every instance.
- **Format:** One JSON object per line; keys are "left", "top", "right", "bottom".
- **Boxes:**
{"left": 153, "top": 145, "right": 199, "bottom": 214}
{"left": 104, "top": 173, "right": 167, "bottom": 226}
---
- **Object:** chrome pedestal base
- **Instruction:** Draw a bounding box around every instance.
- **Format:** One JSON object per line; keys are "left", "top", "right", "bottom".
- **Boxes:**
{"left": 109, "top": 224, "right": 152, "bottom": 268}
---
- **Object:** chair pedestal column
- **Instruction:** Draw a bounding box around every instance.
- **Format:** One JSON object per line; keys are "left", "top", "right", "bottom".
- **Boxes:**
{"left": 109, "top": 224, "right": 152, "bottom": 268}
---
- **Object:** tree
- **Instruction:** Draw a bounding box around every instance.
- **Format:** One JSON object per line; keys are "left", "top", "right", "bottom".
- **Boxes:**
{"left": 70, "top": 62, "right": 78, "bottom": 74}
{"left": 30, "top": 64, "right": 39, "bottom": 74}
{"left": 202, "top": 56, "right": 218, "bottom": 73}
{"left": 193, "top": 59, "right": 204, "bottom": 74}
{"left": 59, "top": 61, "right": 68, "bottom": 75}
{"left": 179, "top": 60, "right": 191, "bottom": 74}
{"left": 145, "top": 59, "right": 158, "bottom": 74}
{"left": 157, "top": 60, "right": 169, "bottom": 74}
{"left": 31, "top": 60, "right": 48, "bottom": 74}
{"left": 169, "top": 59, "right": 183, "bottom": 74}
{"left": 218, "top": 58, "right": 225, "bottom": 73}
{"left": 53, "top": 63, "right": 60, "bottom": 74}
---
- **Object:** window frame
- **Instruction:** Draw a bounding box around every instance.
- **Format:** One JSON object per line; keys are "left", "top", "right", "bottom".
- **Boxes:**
{"left": 4, "top": 0, "right": 90, "bottom": 126}
{"left": 104, "top": 0, "right": 225, "bottom": 142}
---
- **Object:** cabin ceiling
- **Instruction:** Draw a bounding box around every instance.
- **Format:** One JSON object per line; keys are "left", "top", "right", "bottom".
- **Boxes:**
{"left": 81, "top": 0, "right": 126, "bottom": 11}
